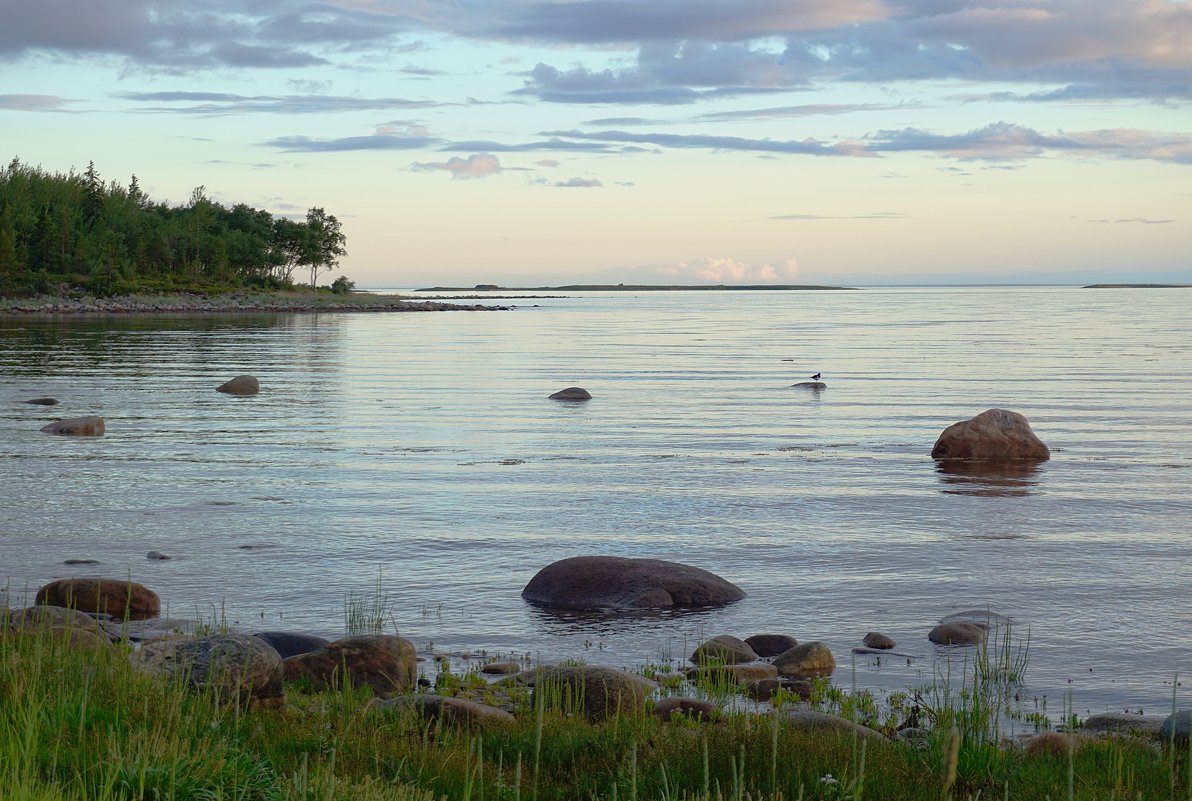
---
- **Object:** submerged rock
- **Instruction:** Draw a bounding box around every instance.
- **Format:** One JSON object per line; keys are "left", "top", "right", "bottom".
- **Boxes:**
{"left": 521, "top": 556, "right": 745, "bottom": 611}
{"left": 931, "top": 408, "right": 1050, "bottom": 461}
{"left": 40, "top": 416, "right": 105, "bottom": 436}
{"left": 22, "top": 397, "right": 59, "bottom": 406}
{"left": 928, "top": 621, "right": 987, "bottom": 645}
{"left": 863, "top": 632, "right": 896, "bottom": 650}
{"left": 789, "top": 381, "right": 826, "bottom": 389}
{"left": 548, "top": 386, "right": 591, "bottom": 401}
{"left": 216, "top": 375, "right": 260, "bottom": 395}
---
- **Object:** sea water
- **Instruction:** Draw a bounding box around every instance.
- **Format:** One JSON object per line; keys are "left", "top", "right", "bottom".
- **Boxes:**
{"left": 2, "top": 286, "right": 1190, "bottom": 723}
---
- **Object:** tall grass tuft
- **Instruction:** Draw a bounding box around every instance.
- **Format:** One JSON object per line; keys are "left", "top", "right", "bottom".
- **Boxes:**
{"left": 344, "top": 570, "right": 396, "bottom": 636}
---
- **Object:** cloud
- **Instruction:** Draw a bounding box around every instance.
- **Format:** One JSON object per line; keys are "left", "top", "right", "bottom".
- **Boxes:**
{"left": 661, "top": 256, "right": 801, "bottom": 283}
{"left": 697, "top": 102, "right": 919, "bottom": 122}
{"left": 552, "top": 177, "right": 603, "bottom": 187}
{"left": 410, "top": 153, "right": 503, "bottom": 179}
{"left": 118, "top": 92, "right": 439, "bottom": 115}
{"left": 265, "top": 134, "right": 440, "bottom": 152}
{"left": 770, "top": 212, "right": 907, "bottom": 220}
{"left": 544, "top": 121, "right": 1192, "bottom": 164}
{"left": 1087, "top": 217, "right": 1175, "bottom": 224}
{"left": 0, "top": 94, "right": 77, "bottom": 112}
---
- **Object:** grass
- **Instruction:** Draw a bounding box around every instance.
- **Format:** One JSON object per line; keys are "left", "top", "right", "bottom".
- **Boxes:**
{"left": 1, "top": 609, "right": 1183, "bottom": 801}
{"left": 344, "top": 571, "right": 397, "bottom": 636}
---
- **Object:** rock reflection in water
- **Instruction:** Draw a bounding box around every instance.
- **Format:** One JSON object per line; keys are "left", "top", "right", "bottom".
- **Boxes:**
{"left": 528, "top": 605, "right": 721, "bottom": 640}
{"left": 935, "top": 459, "right": 1043, "bottom": 497}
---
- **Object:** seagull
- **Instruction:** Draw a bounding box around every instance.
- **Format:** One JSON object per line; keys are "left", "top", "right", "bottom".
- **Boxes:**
{"left": 810, "top": 372, "right": 822, "bottom": 380}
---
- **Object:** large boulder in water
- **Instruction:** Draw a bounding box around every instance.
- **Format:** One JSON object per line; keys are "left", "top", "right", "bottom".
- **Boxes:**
{"left": 548, "top": 386, "right": 591, "bottom": 401}
{"left": 35, "top": 578, "right": 160, "bottom": 621}
{"left": 931, "top": 408, "right": 1049, "bottom": 461}
{"left": 522, "top": 556, "right": 745, "bottom": 611}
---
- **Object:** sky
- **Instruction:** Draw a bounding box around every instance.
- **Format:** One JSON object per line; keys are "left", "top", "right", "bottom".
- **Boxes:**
{"left": 1, "top": 0, "right": 1190, "bottom": 287}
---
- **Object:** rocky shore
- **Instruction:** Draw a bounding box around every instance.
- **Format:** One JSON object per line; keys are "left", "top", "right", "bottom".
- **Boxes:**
{"left": 0, "top": 290, "right": 512, "bottom": 315}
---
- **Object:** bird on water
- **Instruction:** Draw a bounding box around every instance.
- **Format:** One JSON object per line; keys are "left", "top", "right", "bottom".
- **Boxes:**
{"left": 810, "top": 372, "right": 822, "bottom": 380}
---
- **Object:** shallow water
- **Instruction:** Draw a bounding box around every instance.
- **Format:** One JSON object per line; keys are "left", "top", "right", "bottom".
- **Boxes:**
{"left": 2, "top": 286, "right": 1190, "bottom": 724}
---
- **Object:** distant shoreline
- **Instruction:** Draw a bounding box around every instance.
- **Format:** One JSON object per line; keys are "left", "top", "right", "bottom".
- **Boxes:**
{"left": 1083, "top": 283, "right": 1191, "bottom": 289}
{"left": 0, "top": 291, "right": 511, "bottom": 316}
{"left": 415, "top": 284, "right": 857, "bottom": 292}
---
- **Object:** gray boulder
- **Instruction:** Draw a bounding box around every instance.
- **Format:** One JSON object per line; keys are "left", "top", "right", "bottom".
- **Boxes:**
{"left": 381, "top": 695, "right": 516, "bottom": 728}
{"left": 928, "top": 622, "right": 987, "bottom": 645}
{"left": 216, "top": 375, "right": 260, "bottom": 395}
{"left": 691, "top": 635, "right": 758, "bottom": 665}
{"left": 133, "top": 633, "right": 284, "bottom": 705}
{"left": 773, "top": 641, "right": 836, "bottom": 679}
{"left": 744, "top": 633, "right": 798, "bottom": 658}
{"left": 252, "top": 631, "right": 331, "bottom": 659}
{"left": 1161, "top": 711, "right": 1192, "bottom": 745}
{"left": 548, "top": 387, "right": 591, "bottom": 400}
{"left": 522, "top": 556, "right": 745, "bottom": 610}
{"left": 863, "top": 632, "right": 896, "bottom": 649}
{"left": 531, "top": 666, "right": 653, "bottom": 721}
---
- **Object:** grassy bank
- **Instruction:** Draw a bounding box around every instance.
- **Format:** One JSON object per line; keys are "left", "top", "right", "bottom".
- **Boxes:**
{"left": 0, "top": 290, "right": 508, "bottom": 315}
{"left": 1, "top": 623, "right": 1179, "bottom": 801}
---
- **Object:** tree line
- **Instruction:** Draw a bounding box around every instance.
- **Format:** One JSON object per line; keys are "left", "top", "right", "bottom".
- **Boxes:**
{"left": 0, "top": 158, "right": 348, "bottom": 297}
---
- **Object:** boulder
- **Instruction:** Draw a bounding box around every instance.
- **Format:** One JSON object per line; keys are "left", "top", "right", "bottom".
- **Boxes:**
{"left": 1024, "top": 732, "right": 1088, "bottom": 757}
{"left": 745, "top": 678, "right": 813, "bottom": 702}
{"left": 146, "top": 551, "right": 171, "bottom": 561}
{"left": 381, "top": 694, "right": 516, "bottom": 728}
{"left": 654, "top": 696, "right": 719, "bottom": 722}
{"left": 22, "top": 397, "right": 59, "bottom": 406}
{"left": 1161, "top": 711, "right": 1192, "bottom": 745}
{"left": 939, "top": 610, "right": 1011, "bottom": 629}
{"left": 522, "top": 556, "right": 745, "bottom": 611}
{"left": 931, "top": 408, "right": 1050, "bottom": 461}
{"left": 7, "top": 605, "right": 113, "bottom": 649}
{"left": 773, "top": 641, "right": 836, "bottom": 679}
{"left": 35, "top": 578, "right": 160, "bottom": 621}
{"left": 133, "top": 633, "right": 284, "bottom": 705}
{"left": 216, "top": 375, "right": 260, "bottom": 395}
{"left": 1082, "top": 712, "right": 1165, "bottom": 739}
{"left": 929, "top": 622, "right": 987, "bottom": 645}
{"left": 744, "top": 633, "right": 798, "bottom": 658}
{"left": 863, "top": 632, "right": 896, "bottom": 650}
{"left": 687, "top": 663, "right": 777, "bottom": 685}
{"left": 784, "top": 710, "right": 885, "bottom": 741}
{"left": 480, "top": 661, "right": 522, "bottom": 675}
{"left": 40, "top": 416, "right": 105, "bottom": 436}
{"left": 548, "top": 387, "right": 591, "bottom": 401}
{"left": 789, "top": 382, "right": 826, "bottom": 389}
{"left": 531, "top": 666, "right": 651, "bottom": 721}
{"left": 283, "top": 634, "right": 417, "bottom": 697}
{"left": 252, "top": 631, "right": 331, "bottom": 659}
{"left": 691, "top": 635, "right": 758, "bottom": 665}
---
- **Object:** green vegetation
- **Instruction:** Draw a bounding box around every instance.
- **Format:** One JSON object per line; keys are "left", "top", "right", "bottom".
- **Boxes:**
{"left": 1, "top": 618, "right": 1180, "bottom": 801}
{"left": 0, "top": 158, "right": 347, "bottom": 297}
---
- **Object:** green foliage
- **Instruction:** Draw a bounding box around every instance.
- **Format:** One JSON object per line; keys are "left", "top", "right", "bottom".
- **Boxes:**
{"left": 0, "top": 158, "right": 351, "bottom": 297}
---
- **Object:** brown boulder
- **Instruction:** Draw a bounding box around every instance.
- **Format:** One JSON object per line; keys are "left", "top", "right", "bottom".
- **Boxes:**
{"left": 216, "top": 375, "right": 260, "bottom": 395}
{"left": 931, "top": 408, "right": 1050, "bottom": 461}
{"left": 283, "top": 634, "right": 417, "bottom": 697}
{"left": 691, "top": 635, "right": 758, "bottom": 665}
{"left": 929, "top": 622, "right": 987, "bottom": 645}
{"left": 381, "top": 694, "right": 516, "bottom": 728}
{"left": 745, "top": 633, "right": 798, "bottom": 658}
{"left": 531, "top": 666, "right": 652, "bottom": 721}
{"left": 548, "top": 387, "right": 591, "bottom": 401}
{"left": 863, "top": 632, "right": 896, "bottom": 650}
{"left": 133, "top": 633, "right": 284, "bottom": 705}
{"left": 1024, "top": 732, "right": 1088, "bottom": 757}
{"left": 786, "top": 710, "right": 885, "bottom": 741}
{"left": 35, "top": 578, "right": 160, "bottom": 621}
{"left": 40, "top": 416, "right": 105, "bottom": 436}
{"left": 773, "top": 641, "right": 836, "bottom": 679}
{"left": 480, "top": 661, "right": 522, "bottom": 675}
{"left": 7, "top": 605, "right": 113, "bottom": 649}
{"left": 522, "top": 556, "right": 745, "bottom": 611}
{"left": 654, "top": 696, "right": 719, "bottom": 722}
{"left": 745, "top": 678, "right": 813, "bottom": 702}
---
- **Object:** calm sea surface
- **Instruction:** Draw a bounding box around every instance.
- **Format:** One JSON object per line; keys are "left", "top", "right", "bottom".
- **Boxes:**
{"left": 2, "top": 287, "right": 1191, "bottom": 723}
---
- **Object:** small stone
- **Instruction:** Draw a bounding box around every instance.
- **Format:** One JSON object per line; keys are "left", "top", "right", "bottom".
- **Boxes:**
{"left": 63, "top": 559, "right": 99, "bottom": 565}
{"left": 146, "top": 551, "right": 171, "bottom": 561}
{"left": 745, "top": 677, "right": 813, "bottom": 702}
{"left": 480, "top": 661, "right": 522, "bottom": 675}
{"left": 548, "top": 387, "right": 591, "bottom": 401}
{"left": 789, "top": 382, "right": 826, "bottom": 389}
{"left": 863, "top": 632, "right": 895, "bottom": 649}
{"left": 23, "top": 397, "right": 59, "bottom": 406}
{"left": 654, "top": 696, "right": 719, "bottom": 722}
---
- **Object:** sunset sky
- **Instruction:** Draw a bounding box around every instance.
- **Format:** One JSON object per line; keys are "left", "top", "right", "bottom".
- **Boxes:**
{"left": 2, "top": 0, "right": 1189, "bottom": 287}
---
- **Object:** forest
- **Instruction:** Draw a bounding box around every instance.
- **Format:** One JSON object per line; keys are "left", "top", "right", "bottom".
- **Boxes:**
{"left": 0, "top": 158, "right": 347, "bottom": 297}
